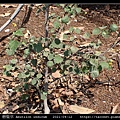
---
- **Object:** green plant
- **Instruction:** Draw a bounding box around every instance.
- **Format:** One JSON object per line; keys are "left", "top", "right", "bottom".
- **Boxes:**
{"left": 92, "top": 23, "right": 119, "bottom": 38}
{"left": 3, "top": 3, "right": 117, "bottom": 113}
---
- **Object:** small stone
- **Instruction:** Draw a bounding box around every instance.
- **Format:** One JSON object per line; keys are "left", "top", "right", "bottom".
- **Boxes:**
{"left": 4, "top": 29, "right": 10, "bottom": 32}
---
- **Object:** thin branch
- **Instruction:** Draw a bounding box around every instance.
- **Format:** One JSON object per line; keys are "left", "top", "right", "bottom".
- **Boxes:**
{"left": 44, "top": 4, "right": 51, "bottom": 114}
{"left": 0, "top": 4, "right": 24, "bottom": 32}
{"left": 99, "top": 34, "right": 120, "bottom": 57}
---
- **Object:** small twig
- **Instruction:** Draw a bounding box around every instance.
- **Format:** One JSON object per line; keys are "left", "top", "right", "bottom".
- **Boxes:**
{"left": 0, "top": 4, "right": 24, "bottom": 32}
{"left": 116, "top": 54, "right": 120, "bottom": 70}
{"left": 0, "top": 75, "right": 13, "bottom": 81}
{"left": 57, "top": 98, "right": 64, "bottom": 113}
{"left": 99, "top": 34, "right": 120, "bottom": 57}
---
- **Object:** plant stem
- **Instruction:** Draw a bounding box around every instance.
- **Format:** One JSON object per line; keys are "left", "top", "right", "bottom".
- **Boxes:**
{"left": 44, "top": 4, "right": 50, "bottom": 114}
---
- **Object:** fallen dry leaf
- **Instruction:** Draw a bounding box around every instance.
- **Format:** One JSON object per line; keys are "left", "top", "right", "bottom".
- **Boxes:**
{"left": 55, "top": 93, "right": 60, "bottom": 98}
{"left": 0, "top": 101, "right": 5, "bottom": 109}
{"left": 62, "top": 103, "right": 70, "bottom": 114}
{"left": 0, "top": 4, "right": 17, "bottom": 8}
{"left": 0, "top": 75, "right": 13, "bottom": 81}
{"left": 11, "top": 71, "right": 19, "bottom": 78}
{"left": 57, "top": 98, "right": 64, "bottom": 106}
{"left": 30, "top": 106, "right": 38, "bottom": 114}
{"left": 52, "top": 99, "right": 59, "bottom": 110}
{"left": 24, "top": 30, "right": 31, "bottom": 39}
{"left": 111, "top": 103, "right": 119, "bottom": 114}
{"left": 59, "top": 88, "right": 65, "bottom": 93}
{"left": 11, "top": 82, "right": 17, "bottom": 87}
{"left": 52, "top": 99, "right": 59, "bottom": 106}
{"left": 2, "top": 109, "right": 9, "bottom": 114}
{"left": 76, "top": 91, "right": 84, "bottom": 96}
{"left": 59, "top": 26, "right": 84, "bottom": 41}
{"left": 56, "top": 98, "right": 65, "bottom": 114}
{"left": 35, "top": 4, "right": 43, "bottom": 6}
{"left": 79, "top": 42, "right": 91, "bottom": 47}
{"left": 74, "top": 26, "right": 84, "bottom": 30}
{"left": 59, "top": 30, "right": 70, "bottom": 41}
{"left": 68, "top": 84, "right": 78, "bottom": 93}
{"left": 0, "top": 12, "right": 11, "bottom": 17}
{"left": 52, "top": 70, "right": 61, "bottom": 78}
{"left": 12, "top": 105, "right": 19, "bottom": 111}
{"left": 61, "top": 90, "right": 74, "bottom": 96}
{"left": 69, "top": 105, "right": 95, "bottom": 114}
{"left": 62, "top": 104, "right": 69, "bottom": 114}
{"left": 12, "top": 103, "right": 26, "bottom": 112}
{"left": 0, "top": 85, "right": 4, "bottom": 93}
{"left": 83, "top": 74, "right": 91, "bottom": 81}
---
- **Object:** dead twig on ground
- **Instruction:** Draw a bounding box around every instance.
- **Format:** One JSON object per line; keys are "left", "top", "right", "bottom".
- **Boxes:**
{"left": 99, "top": 34, "right": 120, "bottom": 57}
